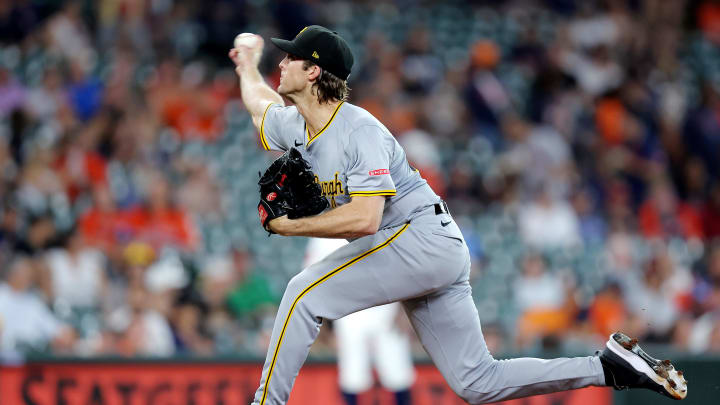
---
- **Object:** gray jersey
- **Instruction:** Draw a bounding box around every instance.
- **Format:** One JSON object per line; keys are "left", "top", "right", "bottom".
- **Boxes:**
{"left": 259, "top": 101, "right": 440, "bottom": 229}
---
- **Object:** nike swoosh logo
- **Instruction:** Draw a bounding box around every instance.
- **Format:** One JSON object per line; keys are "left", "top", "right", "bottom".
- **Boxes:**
{"left": 441, "top": 220, "right": 451, "bottom": 227}
{"left": 294, "top": 140, "right": 303, "bottom": 147}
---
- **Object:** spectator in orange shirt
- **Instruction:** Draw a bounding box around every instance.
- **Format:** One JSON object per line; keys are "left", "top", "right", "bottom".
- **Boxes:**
{"left": 588, "top": 281, "right": 627, "bottom": 339}
{"left": 78, "top": 185, "right": 135, "bottom": 259}
{"left": 638, "top": 179, "right": 703, "bottom": 240}
{"left": 703, "top": 182, "right": 720, "bottom": 240}
{"left": 127, "top": 171, "right": 199, "bottom": 252}
{"left": 698, "top": 0, "right": 720, "bottom": 44}
{"left": 54, "top": 122, "right": 110, "bottom": 203}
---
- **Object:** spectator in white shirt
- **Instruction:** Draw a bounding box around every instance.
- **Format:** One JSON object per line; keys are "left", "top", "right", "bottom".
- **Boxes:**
{"left": 0, "top": 256, "right": 75, "bottom": 354}
{"left": 518, "top": 186, "right": 582, "bottom": 250}
{"left": 45, "top": 228, "right": 107, "bottom": 311}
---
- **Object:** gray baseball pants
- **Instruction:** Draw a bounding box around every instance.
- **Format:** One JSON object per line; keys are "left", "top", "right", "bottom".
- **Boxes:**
{"left": 252, "top": 209, "right": 606, "bottom": 405}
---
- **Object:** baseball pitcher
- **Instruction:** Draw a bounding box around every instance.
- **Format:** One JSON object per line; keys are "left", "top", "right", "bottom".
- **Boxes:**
{"left": 228, "top": 25, "right": 687, "bottom": 405}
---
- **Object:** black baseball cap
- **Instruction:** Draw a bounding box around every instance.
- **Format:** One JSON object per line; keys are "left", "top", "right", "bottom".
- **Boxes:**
{"left": 271, "top": 25, "right": 354, "bottom": 81}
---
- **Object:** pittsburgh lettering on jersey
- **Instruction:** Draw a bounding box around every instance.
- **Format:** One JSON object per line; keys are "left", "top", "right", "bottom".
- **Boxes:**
{"left": 314, "top": 171, "right": 344, "bottom": 208}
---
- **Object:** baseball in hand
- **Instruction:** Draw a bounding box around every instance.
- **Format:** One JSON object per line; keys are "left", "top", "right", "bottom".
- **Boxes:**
{"left": 234, "top": 33, "right": 259, "bottom": 48}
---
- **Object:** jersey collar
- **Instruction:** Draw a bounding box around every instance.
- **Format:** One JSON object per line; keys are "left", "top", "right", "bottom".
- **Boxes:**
{"left": 306, "top": 101, "right": 344, "bottom": 147}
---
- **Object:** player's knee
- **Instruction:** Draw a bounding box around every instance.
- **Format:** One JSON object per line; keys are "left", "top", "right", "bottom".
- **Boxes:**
{"left": 447, "top": 383, "right": 492, "bottom": 405}
{"left": 286, "top": 272, "right": 310, "bottom": 296}
{"left": 285, "top": 273, "right": 322, "bottom": 313}
{"left": 442, "top": 381, "right": 489, "bottom": 404}
{"left": 455, "top": 360, "right": 501, "bottom": 404}
{"left": 431, "top": 370, "right": 474, "bottom": 402}
{"left": 445, "top": 380, "right": 467, "bottom": 400}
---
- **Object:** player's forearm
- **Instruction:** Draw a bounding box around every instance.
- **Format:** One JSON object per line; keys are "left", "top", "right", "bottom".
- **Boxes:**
{"left": 283, "top": 207, "right": 375, "bottom": 238}
{"left": 237, "top": 66, "right": 284, "bottom": 126}
{"left": 273, "top": 201, "right": 382, "bottom": 239}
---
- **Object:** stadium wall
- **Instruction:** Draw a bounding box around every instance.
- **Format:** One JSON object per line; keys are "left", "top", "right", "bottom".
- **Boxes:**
{"left": 0, "top": 358, "right": 609, "bottom": 405}
{"left": 1, "top": 356, "right": 716, "bottom": 405}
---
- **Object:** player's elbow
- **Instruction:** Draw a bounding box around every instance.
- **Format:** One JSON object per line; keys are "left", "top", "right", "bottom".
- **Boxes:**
{"left": 355, "top": 214, "right": 382, "bottom": 236}
{"left": 349, "top": 195, "right": 384, "bottom": 236}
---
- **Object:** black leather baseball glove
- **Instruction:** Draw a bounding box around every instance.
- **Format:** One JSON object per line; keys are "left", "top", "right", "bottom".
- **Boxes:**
{"left": 257, "top": 147, "right": 329, "bottom": 233}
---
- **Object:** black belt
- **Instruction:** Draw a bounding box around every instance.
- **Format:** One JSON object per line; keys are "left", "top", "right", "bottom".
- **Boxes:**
{"left": 434, "top": 200, "right": 450, "bottom": 215}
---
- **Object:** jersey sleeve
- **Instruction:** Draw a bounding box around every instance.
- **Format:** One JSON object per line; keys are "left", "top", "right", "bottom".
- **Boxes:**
{"left": 345, "top": 125, "right": 397, "bottom": 197}
{"left": 258, "top": 103, "right": 299, "bottom": 151}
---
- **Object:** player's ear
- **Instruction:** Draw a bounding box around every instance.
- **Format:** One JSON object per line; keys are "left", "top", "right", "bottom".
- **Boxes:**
{"left": 307, "top": 65, "right": 322, "bottom": 81}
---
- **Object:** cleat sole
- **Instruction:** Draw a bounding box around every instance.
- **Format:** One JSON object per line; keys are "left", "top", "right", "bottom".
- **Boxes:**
{"left": 609, "top": 333, "right": 687, "bottom": 400}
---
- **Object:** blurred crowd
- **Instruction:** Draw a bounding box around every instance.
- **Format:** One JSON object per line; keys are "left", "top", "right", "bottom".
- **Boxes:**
{"left": 2, "top": 0, "right": 720, "bottom": 359}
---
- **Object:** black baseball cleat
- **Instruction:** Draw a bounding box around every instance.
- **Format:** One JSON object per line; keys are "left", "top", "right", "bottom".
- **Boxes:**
{"left": 598, "top": 332, "right": 687, "bottom": 400}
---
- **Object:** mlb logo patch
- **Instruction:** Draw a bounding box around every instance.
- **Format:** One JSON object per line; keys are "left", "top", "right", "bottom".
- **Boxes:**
{"left": 368, "top": 169, "right": 389, "bottom": 176}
